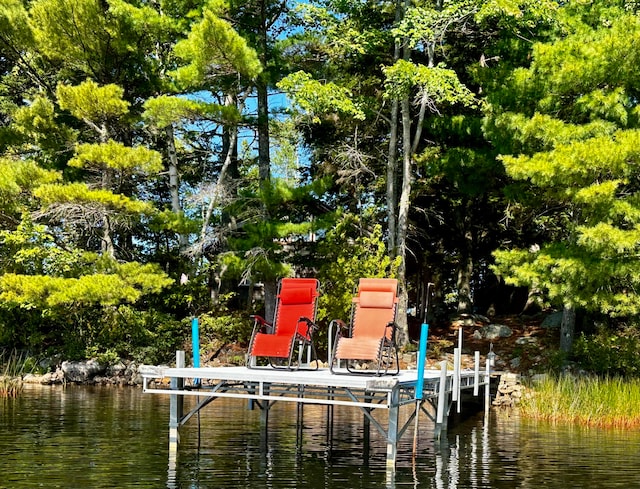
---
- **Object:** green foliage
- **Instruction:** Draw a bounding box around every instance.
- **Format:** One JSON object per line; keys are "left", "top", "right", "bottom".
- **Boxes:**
{"left": 35, "top": 182, "right": 156, "bottom": 214}
{"left": 56, "top": 80, "right": 129, "bottom": 122}
{"left": 316, "top": 215, "right": 400, "bottom": 325}
{"left": 0, "top": 215, "right": 83, "bottom": 275}
{"left": 490, "top": 6, "right": 640, "bottom": 319}
{"left": 172, "top": 6, "right": 262, "bottom": 86}
{"left": 0, "top": 159, "right": 60, "bottom": 216}
{"left": 383, "top": 60, "right": 474, "bottom": 102}
{"left": 69, "top": 141, "right": 163, "bottom": 174}
{"left": 198, "top": 293, "right": 254, "bottom": 346}
{"left": 0, "top": 258, "right": 172, "bottom": 308}
{"left": 12, "top": 96, "right": 77, "bottom": 156}
{"left": 277, "top": 71, "right": 365, "bottom": 122}
{"left": 573, "top": 326, "right": 640, "bottom": 377}
{"left": 143, "top": 96, "right": 241, "bottom": 129}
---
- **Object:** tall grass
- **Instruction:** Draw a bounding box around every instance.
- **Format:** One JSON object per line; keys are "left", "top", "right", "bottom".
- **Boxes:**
{"left": 521, "top": 374, "right": 640, "bottom": 428}
{"left": 0, "top": 349, "right": 26, "bottom": 398}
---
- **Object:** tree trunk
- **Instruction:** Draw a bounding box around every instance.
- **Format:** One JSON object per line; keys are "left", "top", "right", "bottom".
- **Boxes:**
{"left": 395, "top": 95, "right": 412, "bottom": 347}
{"left": 222, "top": 93, "right": 239, "bottom": 179}
{"left": 386, "top": 0, "right": 403, "bottom": 256}
{"left": 389, "top": 0, "right": 414, "bottom": 348}
{"left": 560, "top": 305, "right": 576, "bottom": 353}
{"left": 165, "top": 124, "right": 189, "bottom": 251}
{"left": 456, "top": 241, "right": 473, "bottom": 314}
{"left": 257, "top": 78, "right": 270, "bottom": 183}
{"left": 264, "top": 278, "right": 277, "bottom": 324}
{"left": 456, "top": 204, "right": 474, "bottom": 313}
{"left": 257, "top": 0, "right": 270, "bottom": 183}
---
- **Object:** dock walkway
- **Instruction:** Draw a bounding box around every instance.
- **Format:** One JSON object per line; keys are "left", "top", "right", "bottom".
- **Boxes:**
{"left": 141, "top": 351, "right": 491, "bottom": 472}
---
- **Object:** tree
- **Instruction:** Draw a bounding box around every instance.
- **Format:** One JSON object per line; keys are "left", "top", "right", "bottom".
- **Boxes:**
{"left": 489, "top": 2, "right": 640, "bottom": 351}
{"left": 279, "top": 0, "right": 558, "bottom": 344}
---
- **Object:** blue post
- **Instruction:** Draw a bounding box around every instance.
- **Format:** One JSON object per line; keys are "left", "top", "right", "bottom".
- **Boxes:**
{"left": 191, "top": 317, "right": 200, "bottom": 386}
{"left": 415, "top": 322, "right": 429, "bottom": 400}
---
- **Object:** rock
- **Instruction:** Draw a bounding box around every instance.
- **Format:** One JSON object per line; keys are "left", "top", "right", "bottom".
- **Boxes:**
{"left": 107, "top": 361, "right": 127, "bottom": 377}
{"left": 478, "top": 324, "right": 513, "bottom": 339}
{"left": 61, "top": 359, "right": 106, "bottom": 383}
{"left": 515, "top": 336, "right": 538, "bottom": 345}
{"left": 493, "top": 373, "right": 524, "bottom": 407}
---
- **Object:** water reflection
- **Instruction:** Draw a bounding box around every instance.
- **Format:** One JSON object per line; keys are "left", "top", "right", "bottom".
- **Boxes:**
{"left": 3, "top": 387, "right": 640, "bottom": 488}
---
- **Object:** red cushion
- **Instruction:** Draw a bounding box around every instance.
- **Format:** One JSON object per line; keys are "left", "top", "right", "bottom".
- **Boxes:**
{"left": 279, "top": 287, "right": 313, "bottom": 305}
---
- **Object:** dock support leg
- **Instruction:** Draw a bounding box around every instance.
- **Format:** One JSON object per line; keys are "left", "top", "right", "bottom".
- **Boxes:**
{"left": 296, "top": 385, "right": 304, "bottom": 451}
{"left": 434, "top": 360, "right": 448, "bottom": 440}
{"left": 385, "top": 386, "right": 400, "bottom": 473}
{"left": 260, "top": 384, "right": 271, "bottom": 454}
{"left": 326, "top": 387, "right": 334, "bottom": 448}
{"left": 169, "top": 351, "right": 185, "bottom": 452}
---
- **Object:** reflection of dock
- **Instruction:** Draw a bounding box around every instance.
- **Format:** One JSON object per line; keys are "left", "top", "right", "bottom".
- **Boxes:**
{"left": 141, "top": 350, "right": 492, "bottom": 472}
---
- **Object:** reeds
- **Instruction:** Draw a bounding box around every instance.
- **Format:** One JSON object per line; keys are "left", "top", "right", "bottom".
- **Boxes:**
{"left": 521, "top": 374, "right": 640, "bottom": 429}
{"left": 0, "top": 349, "right": 25, "bottom": 398}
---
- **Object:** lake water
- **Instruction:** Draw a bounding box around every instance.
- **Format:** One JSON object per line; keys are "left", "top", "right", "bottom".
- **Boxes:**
{"left": 1, "top": 384, "right": 640, "bottom": 488}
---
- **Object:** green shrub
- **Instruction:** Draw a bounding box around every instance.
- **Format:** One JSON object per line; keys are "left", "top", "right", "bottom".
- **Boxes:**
{"left": 573, "top": 325, "right": 640, "bottom": 377}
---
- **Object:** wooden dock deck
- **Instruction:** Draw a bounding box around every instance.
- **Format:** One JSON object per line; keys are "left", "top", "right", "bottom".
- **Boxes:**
{"left": 141, "top": 350, "right": 492, "bottom": 472}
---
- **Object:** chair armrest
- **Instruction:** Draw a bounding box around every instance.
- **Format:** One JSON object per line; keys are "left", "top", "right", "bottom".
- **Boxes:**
{"left": 250, "top": 315, "right": 273, "bottom": 334}
{"left": 329, "top": 319, "right": 348, "bottom": 336}
{"left": 297, "top": 316, "right": 319, "bottom": 338}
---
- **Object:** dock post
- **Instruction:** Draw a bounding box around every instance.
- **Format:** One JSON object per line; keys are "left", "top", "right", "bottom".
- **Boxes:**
{"left": 474, "top": 351, "right": 480, "bottom": 396}
{"left": 385, "top": 385, "right": 400, "bottom": 473}
{"left": 363, "top": 392, "right": 371, "bottom": 462}
{"left": 484, "top": 359, "right": 491, "bottom": 416}
{"left": 452, "top": 347, "right": 460, "bottom": 408}
{"left": 169, "top": 350, "right": 185, "bottom": 451}
{"left": 434, "top": 360, "right": 448, "bottom": 440}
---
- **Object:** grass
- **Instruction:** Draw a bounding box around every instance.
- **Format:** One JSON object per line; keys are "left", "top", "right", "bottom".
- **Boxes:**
{"left": 0, "top": 349, "right": 26, "bottom": 398}
{"left": 521, "top": 374, "right": 640, "bottom": 429}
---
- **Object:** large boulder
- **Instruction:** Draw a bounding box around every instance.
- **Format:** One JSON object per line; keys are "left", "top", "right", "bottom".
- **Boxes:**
{"left": 61, "top": 359, "right": 106, "bottom": 383}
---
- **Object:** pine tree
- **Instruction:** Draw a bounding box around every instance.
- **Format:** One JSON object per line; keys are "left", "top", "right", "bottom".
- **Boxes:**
{"left": 488, "top": 3, "right": 640, "bottom": 350}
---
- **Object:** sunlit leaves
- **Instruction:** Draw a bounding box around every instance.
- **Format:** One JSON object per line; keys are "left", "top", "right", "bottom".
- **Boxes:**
{"left": 69, "top": 141, "right": 163, "bottom": 175}
{"left": 277, "top": 71, "right": 365, "bottom": 122}
{"left": 0, "top": 158, "right": 60, "bottom": 216}
{"left": 383, "top": 60, "right": 475, "bottom": 107}
{"left": 142, "top": 95, "right": 241, "bottom": 129}
{"left": 57, "top": 80, "right": 129, "bottom": 123}
{"left": 0, "top": 262, "right": 173, "bottom": 308}
{"left": 34, "top": 182, "right": 155, "bottom": 215}
{"left": 491, "top": 6, "right": 640, "bottom": 317}
{"left": 500, "top": 130, "right": 640, "bottom": 189}
{"left": 0, "top": 0, "right": 35, "bottom": 61}
{"left": 172, "top": 7, "right": 262, "bottom": 86}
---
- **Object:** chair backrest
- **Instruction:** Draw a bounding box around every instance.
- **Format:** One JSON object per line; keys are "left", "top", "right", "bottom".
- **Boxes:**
{"left": 351, "top": 278, "right": 398, "bottom": 340}
{"left": 273, "top": 278, "right": 320, "bottom": 340}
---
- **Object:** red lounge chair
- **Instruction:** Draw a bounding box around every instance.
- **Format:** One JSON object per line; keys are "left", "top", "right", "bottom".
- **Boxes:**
{"left": 329, "top": 278, "right": 399, "bottom": 375}
{"left": 247, "top": 278, "right": 320, "bottom": 370}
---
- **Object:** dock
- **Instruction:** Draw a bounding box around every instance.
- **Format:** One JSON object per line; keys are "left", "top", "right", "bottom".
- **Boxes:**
{"left": 141, "top": 349, "right": 492, "bottom": 473}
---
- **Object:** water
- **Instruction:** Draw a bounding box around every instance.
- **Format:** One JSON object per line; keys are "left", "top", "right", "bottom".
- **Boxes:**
{"left": 2, "top": 385, "right": 640, "bottom": 488}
